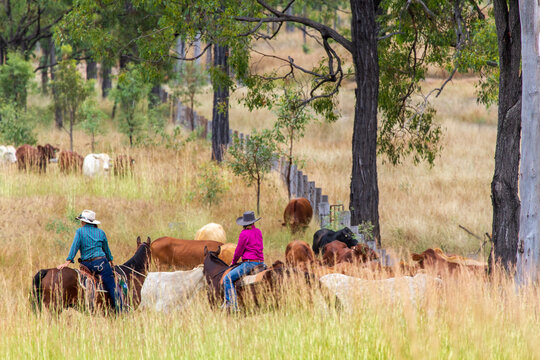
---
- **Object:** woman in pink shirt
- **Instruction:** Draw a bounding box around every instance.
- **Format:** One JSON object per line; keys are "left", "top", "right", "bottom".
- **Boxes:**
{"left": 223, "top": 211, "right": 265, "bottom": 311}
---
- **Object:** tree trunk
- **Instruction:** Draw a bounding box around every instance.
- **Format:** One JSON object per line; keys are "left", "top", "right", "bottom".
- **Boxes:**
{"left": 101, "top": 64, "right": 112, "bottom": 98}
{"left": 40, "top": 41, "right": 50, "bottom": 94}
{"left": 285, "top": 7, "right": 295, "bottom": 32}
{"left": 149, "top": 84, "right": 161, "bottom": 108}
{"left": 211, "top": 43, "right": 230, "bottom": 162}
{"left": 516, "top": 0, "right": 540, "bottom": 284}
{"left": 69, "top": 111, "right": 74, "bottom": 152}
{"left": 190, "top": 96, "right": 195, "bottom": 131}
{"left": 86, "top": 59, "right": 97, "bottom": 80}
{"left": 349, "top": 0, "right": 381, "bottom": 245}
{"left": 490, "top": 0, "right": 522, "bottom": 271}
{"left": 256, "top": 176, "right": 261, "bottom": 216}
{"left": 91, "top": 132, "right": 95, "bottom": 153}
{"left": 49, "top": 38, "right": 63, "bottom": 129}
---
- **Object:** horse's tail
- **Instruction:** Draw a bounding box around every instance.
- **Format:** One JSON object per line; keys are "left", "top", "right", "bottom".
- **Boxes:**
{"left": 31, "top": 269, "right": 48, "bottom": 312}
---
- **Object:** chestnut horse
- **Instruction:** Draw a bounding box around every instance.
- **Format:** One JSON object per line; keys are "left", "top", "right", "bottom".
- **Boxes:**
{"left": 31, "top": 236, "right": 152, "bottom": 313}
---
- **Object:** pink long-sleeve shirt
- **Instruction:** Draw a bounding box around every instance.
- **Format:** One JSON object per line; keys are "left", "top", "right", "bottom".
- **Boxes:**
{"left": 231, "top": 225, "right": 265, "bottom": 265}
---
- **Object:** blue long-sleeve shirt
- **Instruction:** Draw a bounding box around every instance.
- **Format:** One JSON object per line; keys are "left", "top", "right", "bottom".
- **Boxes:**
{"left": 66, "top": 224, "right": 113, "bottom": 263}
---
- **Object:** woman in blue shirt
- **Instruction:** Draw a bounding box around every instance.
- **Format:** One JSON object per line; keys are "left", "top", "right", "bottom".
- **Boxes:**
{"left": 57, "top": 209, "right": 121, "bottom": 312}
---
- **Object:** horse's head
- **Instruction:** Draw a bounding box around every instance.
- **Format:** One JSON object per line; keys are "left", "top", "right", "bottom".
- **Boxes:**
{"left": 124, "top": 236, "right": 152, "bottom": 274}
{"left": 203, "top": 246, "right": 228, "bottom": 280}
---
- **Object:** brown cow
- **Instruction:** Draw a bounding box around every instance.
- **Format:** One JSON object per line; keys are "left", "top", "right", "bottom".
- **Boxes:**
{"left": 16, "top": 144, "right": 58, "bottom": 172}
{"left": 322, "top": 240, "right": 378, "bottom": 267}
{"left": 411, "top": 248, "right": 486, "bottom": 276}
{"left": 283, "top": 198, "right": 313, "bottom": 234}
{"left": 58, "top": 151, "right": 84, "bottom": 173}
{"left": 150, "top": 237, "right": 223, "bottom": 270}
{"left": 113, "top": 155, "right": 135, "bottom": 177}
{"left": 285, "top": 240, "right": 316, "bottom": 271}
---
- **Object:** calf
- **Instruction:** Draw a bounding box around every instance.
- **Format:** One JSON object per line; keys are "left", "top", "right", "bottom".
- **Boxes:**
{"left": 16, "top": 144, "right": 58, "bottom": 172}
{"left": 113, "top": 155, "right": 135, "bottom": 177}
{"left": 312, "top": 227, "right": 358, "bottom": 255}
{"left": 0, "top": 145, "right": 16, "bottom": 164}
{"left": 283, "top": 198, "right": 313, "bottom": 234}
{"left": 58, "top": 151, "right": 84, "bottom": 173}
{"left": 285, "top": 240, "right": 316, "bottom": 271}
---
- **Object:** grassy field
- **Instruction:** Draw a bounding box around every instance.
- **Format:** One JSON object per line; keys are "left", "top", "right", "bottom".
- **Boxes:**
{"left": 1, "top": 31, "right": 538, "bottom": 359}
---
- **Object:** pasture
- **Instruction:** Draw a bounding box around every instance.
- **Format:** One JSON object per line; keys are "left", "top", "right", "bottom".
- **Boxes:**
{"left": 1, "top": 35, "right": 538, "bottom": 359}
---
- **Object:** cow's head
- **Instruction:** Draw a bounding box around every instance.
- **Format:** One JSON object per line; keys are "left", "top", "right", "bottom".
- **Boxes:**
{"left": 338, "top": 227, "right": 358, "bottom": 247}
{"left": 93, "top": 153, "right": 110, "bottom": 171}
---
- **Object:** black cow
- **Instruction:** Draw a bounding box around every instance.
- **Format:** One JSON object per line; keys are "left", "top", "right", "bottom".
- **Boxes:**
{"left": 312, "top": 227, "right": 358, "bottom": 255}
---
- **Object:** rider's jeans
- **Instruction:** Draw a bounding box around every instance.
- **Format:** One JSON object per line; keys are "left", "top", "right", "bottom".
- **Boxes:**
{"left": 223, "top": 261, "right": 263, "bottom": 310}
{"left": 81, "top": 257, "right": 122, "bottom": 312}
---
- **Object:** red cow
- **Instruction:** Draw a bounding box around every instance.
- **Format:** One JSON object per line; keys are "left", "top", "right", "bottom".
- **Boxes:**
{"left": 58, "top": 151, "right": 84, "bottom": 173}
{"left": 16, "top": 144, "right": 58, "bottom": 172}
{"left": 285, "top": 240, "right": 317, "bottom": 270}
{"left": 282, "top": 198, "right": 313, "bottom": 234}
{"left": 323, "top": 241, "right": 378, "bottom": 267}
{"left": 411, "top": 248, "right": 486, "bottom": 276}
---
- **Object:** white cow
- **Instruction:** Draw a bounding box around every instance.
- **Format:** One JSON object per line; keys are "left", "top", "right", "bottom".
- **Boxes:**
{"left": 195, "top": 223, "right": 227, "bottom": 243}
{"left": 0, "top": 145, "right": 17, "bottom": 164}
{"left": 83, "top": 153, "right": 110, "bottom": 177}
{"left": 139, "top": 267, "right": 206, "bottom": 313}
{"left": 319, "top": 273, "right": 442, "bottom": 312}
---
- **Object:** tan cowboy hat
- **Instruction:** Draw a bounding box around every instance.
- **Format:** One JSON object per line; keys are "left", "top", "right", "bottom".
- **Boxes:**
{"left": 76, "top": 209, "right": 101, "bottom": 225}
{"left": 236, "top": 211, "right": 261, "bottom": 226}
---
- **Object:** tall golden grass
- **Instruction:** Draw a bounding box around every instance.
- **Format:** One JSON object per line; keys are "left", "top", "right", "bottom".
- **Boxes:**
{"left": 1, "top": 31, "right": 536, "bottom": 359}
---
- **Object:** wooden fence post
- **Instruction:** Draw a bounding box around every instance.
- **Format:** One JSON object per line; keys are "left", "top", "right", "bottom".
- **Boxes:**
{"left": 297, "top": 171, "right": 304, "bottom": 198}
{"left": 302, "top": 175, "right": 309, "bottom": 198}
{"left": 228, "top": 130, "right": 233, "bottom": 145}
{"left": 290, "top": 164, "right": 297, "bottom": 198}
{"left": 315, "top": 187, "right": 322, "bottom": 217}
{"left": 207, "top": 120, "right": 212, "bottom": 140}
{"left": 308, "top": 181, "right": 315, "bottom": 208}
{"left": 319, "top": 195, "right": 330, "bottom": 227}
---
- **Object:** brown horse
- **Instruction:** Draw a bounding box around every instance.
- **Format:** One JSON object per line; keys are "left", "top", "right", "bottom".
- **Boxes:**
{"left": 31, "top": 236, "right": 151, "bottom": 313}
{"left": 202, "top": 247, "right": 316, "bottom": 311}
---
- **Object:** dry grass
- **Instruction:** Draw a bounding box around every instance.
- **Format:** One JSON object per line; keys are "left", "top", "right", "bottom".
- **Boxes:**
{"left": 2, "top": 30, "right": 533, "bottom": 359}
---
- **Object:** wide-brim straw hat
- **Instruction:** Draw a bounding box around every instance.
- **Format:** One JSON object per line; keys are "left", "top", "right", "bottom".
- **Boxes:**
{"left": 76, "top": 209, "right": 101, "bottom": 225}
{"left": 236, "top": 211, "right": 261, "bottom": 226}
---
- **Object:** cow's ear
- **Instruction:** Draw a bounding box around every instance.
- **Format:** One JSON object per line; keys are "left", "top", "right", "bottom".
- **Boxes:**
{"left": 137, "top": 236, "right": 141, "bottom": 246}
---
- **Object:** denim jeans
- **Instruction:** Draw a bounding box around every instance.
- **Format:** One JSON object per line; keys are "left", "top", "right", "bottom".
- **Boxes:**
{"left": 223, "top": 261, "right": 263, "bottom": 310}
{"left": 81, "top": 257, "right": 122, "bottom": 312}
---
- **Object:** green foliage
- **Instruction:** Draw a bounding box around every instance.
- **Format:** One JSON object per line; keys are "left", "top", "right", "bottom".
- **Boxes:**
{"left": 112, "top": 64, "right": 151, "bottom": 146}
{"left": 197, "top": 162, "right": 229, "bottom": 206}
{"left": 357, "top": 221, "right": 375, "bottom": 242}
{"left": 0, "top": 53, "right": 34, "bottom": 109}
{"left": 0, "top": 103, "right": 36, "bottom": 146}
{"left": 228, "top": 129, "right": 276, "bottom": 215}
{"left": 79, "top": 100, "right": 108, "bottom": 152}
{"left": 169, "top": 62, "right": 207, "bottom": 129}
{"left": 50, "top": 45, "right": 95, "bottom": 149}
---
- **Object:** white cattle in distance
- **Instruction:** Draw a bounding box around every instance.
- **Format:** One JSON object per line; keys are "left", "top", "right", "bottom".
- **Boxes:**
{"left": 83, "top": 153, "right": 110, "bottom": 177}
{"left": 0, "top": 145, "right": 17, "bottom": 164}
{"left": 139, "top": 267, "right": 206, "bottom": 313}
{"left": 319, "top": 273, "right": 442, "bottom": 312}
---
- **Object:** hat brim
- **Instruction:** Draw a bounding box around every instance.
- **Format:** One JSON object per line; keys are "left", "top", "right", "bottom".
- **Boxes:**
{"left": 236, "top": 216, "right": 261, "bottom": 226}
{"left": 76, "top": 216, "right": 101, "bottom": 225}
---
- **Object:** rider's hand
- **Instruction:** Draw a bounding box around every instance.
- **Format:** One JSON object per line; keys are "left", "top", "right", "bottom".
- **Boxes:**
{"left": 109, "top": 261, "right": 114, "bottom": 268}
{"left": 57, "top": 261, "right": 70, "bottom": 270}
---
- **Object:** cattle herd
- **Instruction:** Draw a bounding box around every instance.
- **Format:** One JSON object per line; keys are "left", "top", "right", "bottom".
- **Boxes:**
{"left": 0, "top": 143, "right": 134, "bottom": 177}
{"left": 138, "top": 199, "right": 488, "bottom": 313}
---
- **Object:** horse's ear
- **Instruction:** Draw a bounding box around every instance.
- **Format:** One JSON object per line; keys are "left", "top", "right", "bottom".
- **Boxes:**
{"left": 137, "top": 236, "right": 141, "bottom": 246}
{"left": 146, "top": 236, "right": 151, "bottom": 245}
{"left": 216, "top": 245, "right": 221, "bottom": 256}
{"left": 204, "top": 246, "right": 208, "bottom": 256}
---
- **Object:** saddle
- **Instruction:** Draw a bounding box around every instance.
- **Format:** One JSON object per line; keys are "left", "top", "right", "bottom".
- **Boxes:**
{"left": 75, "top": 263, "right": 128, "bottom": 312}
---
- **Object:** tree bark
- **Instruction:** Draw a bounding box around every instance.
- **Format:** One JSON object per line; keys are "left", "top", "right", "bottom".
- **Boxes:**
{"left": 86, "top": 59, "right": 97, "bottom": 80}
{"left": 101, "top": 64, "right": 112, "bottom": 98}
{"left": 211, "top": 43, "right": 230, "bottom": 162}
{"left": 490, "top": 0, "right": 522, "bottom": 271}
{"left": 349, "top": 0, "right": 381, "bottom": 244}
{"left": 49, "top": 38, "right": 63, "bottom": 129}
{"left": 149, "top": 84, "right": 161, "bottom": 108}
{"left": 516, "top": 0, "right": 540, "bottom": 284}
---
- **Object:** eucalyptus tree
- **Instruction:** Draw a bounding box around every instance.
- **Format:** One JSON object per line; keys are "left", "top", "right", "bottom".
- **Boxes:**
{"left": 60, "top": 0, "right": 483, "bottom": 244}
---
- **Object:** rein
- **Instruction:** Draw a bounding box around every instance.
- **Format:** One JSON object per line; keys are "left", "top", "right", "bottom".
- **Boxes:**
{"left": 119, "top": 264, "right": 147, "bottom": 278}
